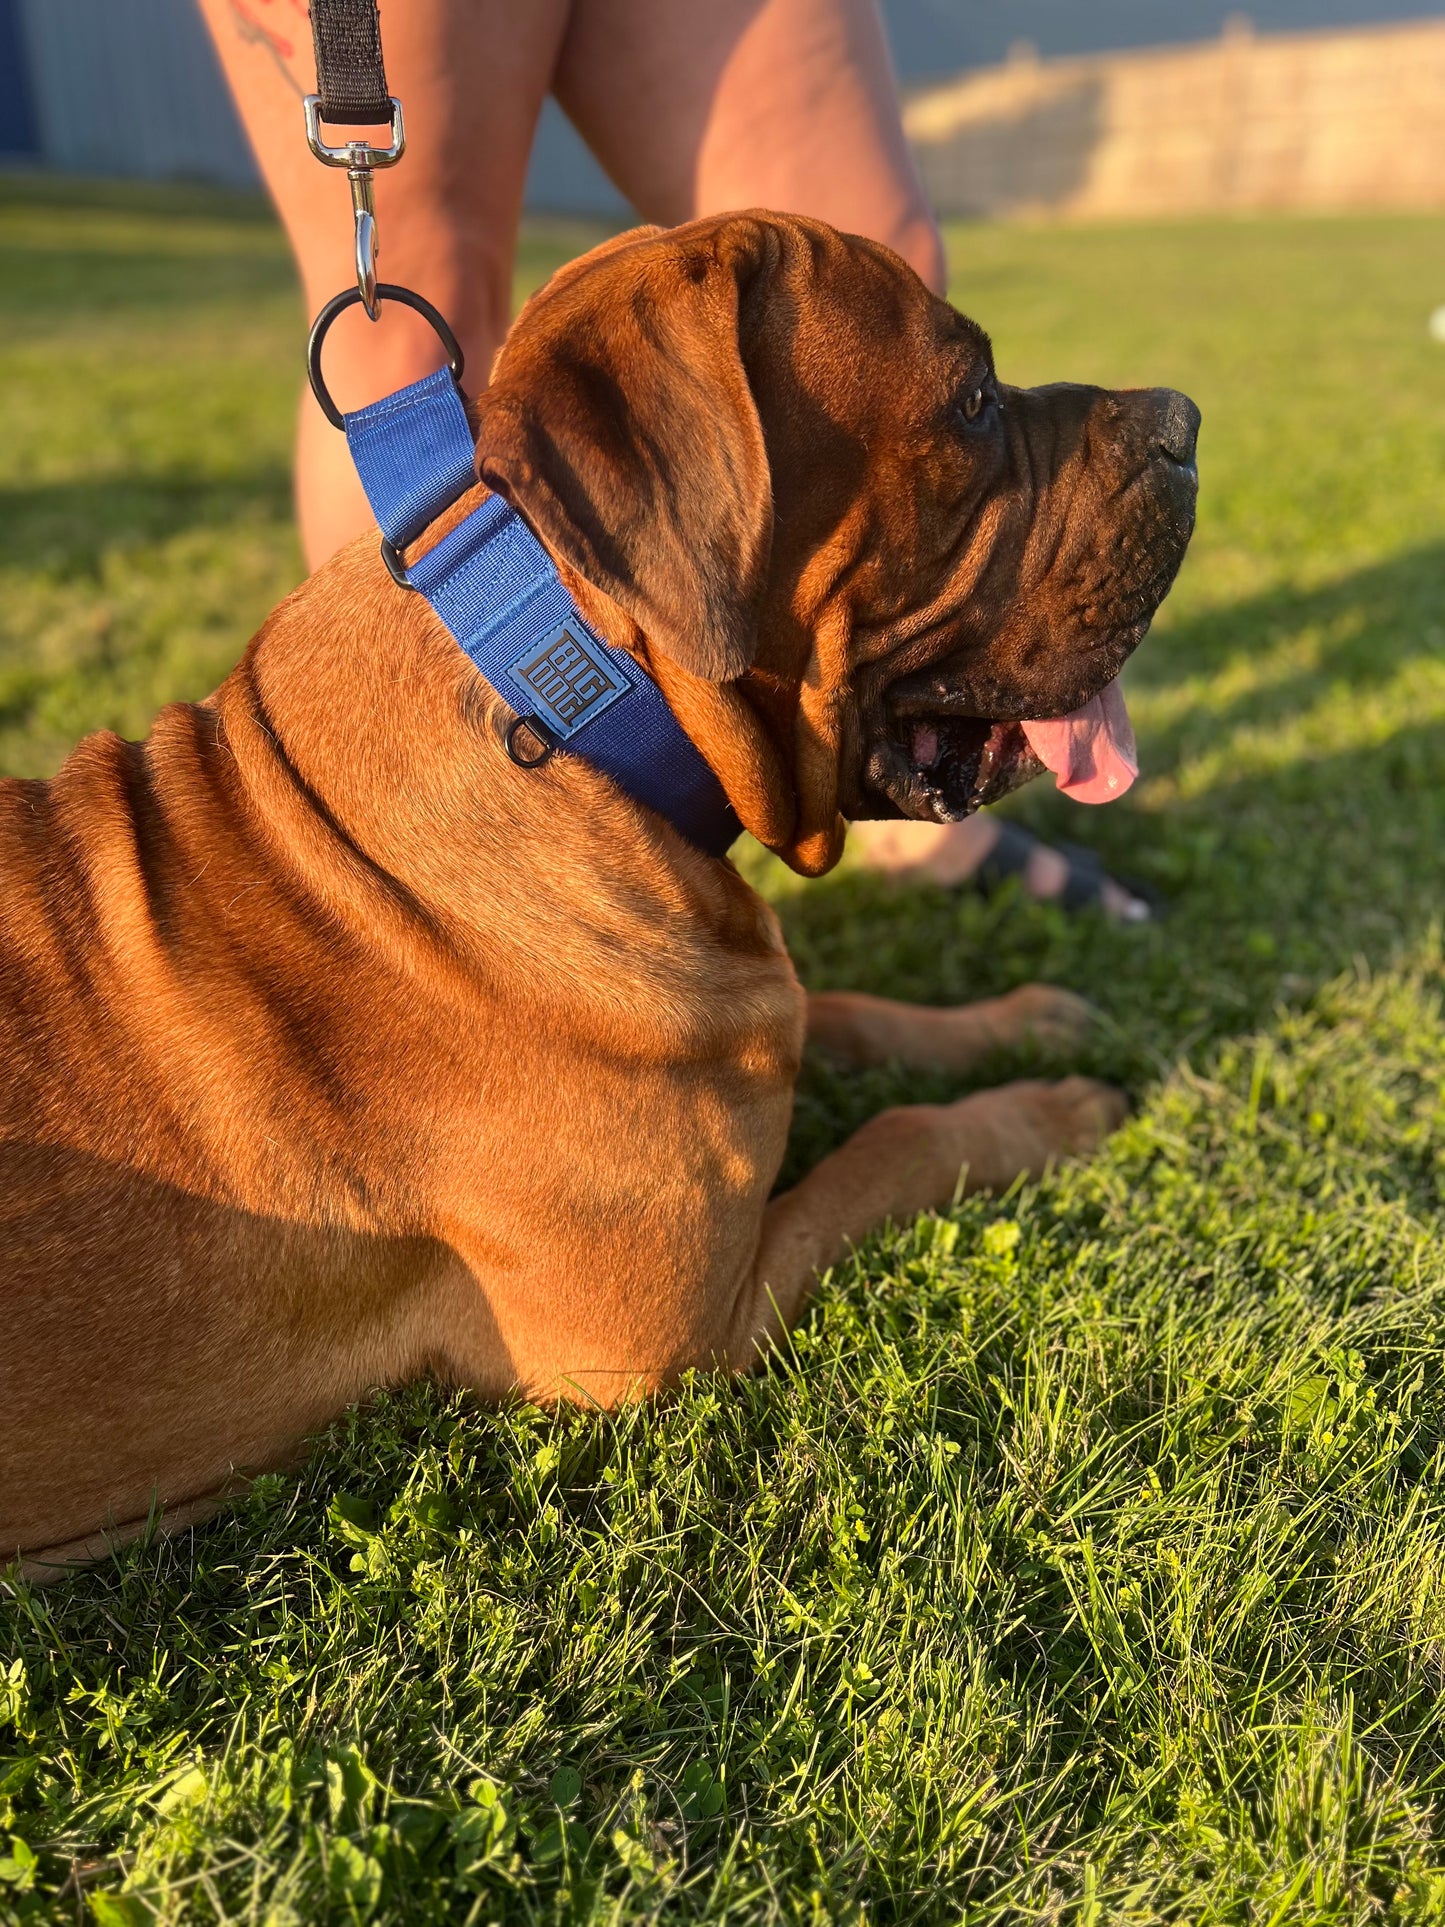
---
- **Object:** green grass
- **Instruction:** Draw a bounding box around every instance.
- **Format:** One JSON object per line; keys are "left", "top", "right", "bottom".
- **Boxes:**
{"left": 3, "top": 182, "right": 1445, "bottom": 1924}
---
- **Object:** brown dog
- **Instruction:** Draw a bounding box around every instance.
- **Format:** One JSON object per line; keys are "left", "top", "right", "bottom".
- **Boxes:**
{"left": 0, "top": 215, "right": 1197, "bottom": 1578}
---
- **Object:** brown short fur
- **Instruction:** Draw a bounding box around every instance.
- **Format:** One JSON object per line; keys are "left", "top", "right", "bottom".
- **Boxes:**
{"left": 0, "top": 215, "right": 1197, "bottom": 1578}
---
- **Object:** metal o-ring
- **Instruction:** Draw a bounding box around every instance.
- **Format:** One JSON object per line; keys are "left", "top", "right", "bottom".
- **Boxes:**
{"left": 505, "top": 715, "right": 558, "bottom": 769}
{"left": 307, "top": 283, "right": 466, "bottom": 431}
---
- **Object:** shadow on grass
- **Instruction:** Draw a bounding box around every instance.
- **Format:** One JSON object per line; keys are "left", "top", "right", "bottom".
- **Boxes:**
{"left": 1136, "top": 539, "right": 1445, "bottom": 745}
{"left": 0, "top": 467, "right": 294, "bottom": 579}
{"left": 0, "top": 241, "right": 297, "bottom": 326}
{"left": 0, "top": 175, "right": 277, "bottom": 222}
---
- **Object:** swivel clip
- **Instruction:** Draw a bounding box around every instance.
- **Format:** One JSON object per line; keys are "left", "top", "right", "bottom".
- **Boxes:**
{"left": 302, "top": 95, "right": 406, "bottom": 320}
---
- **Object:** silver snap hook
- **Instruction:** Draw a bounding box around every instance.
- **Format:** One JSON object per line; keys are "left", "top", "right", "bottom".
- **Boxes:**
{"left": 303, "top": 95, "right": 405, "bottom": 320}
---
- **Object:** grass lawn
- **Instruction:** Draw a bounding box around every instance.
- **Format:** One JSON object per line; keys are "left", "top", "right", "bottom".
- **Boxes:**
{"left": 3, "top": 176, "right": 1445, "bottom": 1924}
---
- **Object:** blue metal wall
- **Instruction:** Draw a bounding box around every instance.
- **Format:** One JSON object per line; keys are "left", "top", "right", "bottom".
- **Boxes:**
{"left": 0, "top": 0, "right": 38, "bottom": 155}
{"left": 16, "top": 0, "right": 256, "bottom": 184}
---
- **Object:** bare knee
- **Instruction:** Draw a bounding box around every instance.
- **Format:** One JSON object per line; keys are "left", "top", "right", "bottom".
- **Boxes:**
{"left": 387, "top": 212, "right": 515, "bottom": 376}
{"left": 301, "top": 222, "right": 512, "bottom": 413}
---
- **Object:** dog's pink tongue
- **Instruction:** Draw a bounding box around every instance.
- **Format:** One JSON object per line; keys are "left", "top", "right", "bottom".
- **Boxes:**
{"left": 1021, "top": 678, "right": 1138, "bottom": 803}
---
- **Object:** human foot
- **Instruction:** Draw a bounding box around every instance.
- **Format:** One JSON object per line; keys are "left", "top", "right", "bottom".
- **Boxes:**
{"left": 851, "top": 815, "right": 1155, "bottom": 923}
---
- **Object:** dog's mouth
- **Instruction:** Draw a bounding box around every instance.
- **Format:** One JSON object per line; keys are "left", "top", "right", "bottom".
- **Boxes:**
{"left": 856, "top": 415, "right": 1197, "bottom": 826}
{"left": 862, "top": 678, "right": 1139, "bottom": 823}
{"left": 863, "top": 716, "right": 1044, "bottom": 821}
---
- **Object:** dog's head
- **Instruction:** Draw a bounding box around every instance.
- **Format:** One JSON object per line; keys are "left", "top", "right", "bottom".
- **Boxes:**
{"left": 477, "top": 213, "right": 1197, "bottom": 873}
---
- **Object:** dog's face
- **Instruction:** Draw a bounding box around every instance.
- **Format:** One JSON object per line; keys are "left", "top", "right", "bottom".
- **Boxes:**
{"left": 479, "top": 213, "right": 1197, "bottom": 871}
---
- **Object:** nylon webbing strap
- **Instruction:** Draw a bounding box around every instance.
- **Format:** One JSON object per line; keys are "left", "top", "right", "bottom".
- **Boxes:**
{"left": 308, "top": 0, "right": 392, "bottom": 125}
{"left": 343, "top": 368, "right": 475, "bottom": 547}
{"left": 343, "top": 371, "right": 742, "bottom": 859}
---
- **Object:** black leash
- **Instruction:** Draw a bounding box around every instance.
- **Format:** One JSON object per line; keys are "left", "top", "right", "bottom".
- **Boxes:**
{"left": 307, "top": 0, "right": 392, "bottom": 126}
{"left": 303, "top": 0, "right": 405, "bottom": 319}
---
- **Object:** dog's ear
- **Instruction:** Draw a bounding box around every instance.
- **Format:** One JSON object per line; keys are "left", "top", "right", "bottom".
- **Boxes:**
{"left": 476, "top": 221, "right": 775, "bottom": 683}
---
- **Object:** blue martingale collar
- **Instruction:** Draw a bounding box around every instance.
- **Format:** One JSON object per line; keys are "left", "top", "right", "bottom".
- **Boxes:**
{"left": 342, "top": 366, "right": 741, "bottom": 858}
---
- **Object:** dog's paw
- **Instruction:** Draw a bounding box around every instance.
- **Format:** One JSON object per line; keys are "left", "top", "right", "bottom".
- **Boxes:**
{"left": 988, "top": 983, "right": 1098, "bottom": 1054}
{"left": 1030, "top": 1073, "right": 1131, "bottom": 1153}
{"left": 945, "top": 1074, "right": 1129, "bottom": 1189}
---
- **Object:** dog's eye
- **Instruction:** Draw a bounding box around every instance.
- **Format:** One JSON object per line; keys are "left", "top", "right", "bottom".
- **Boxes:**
{"left": 959, "top": 386, "right": 987, "bottom": 424}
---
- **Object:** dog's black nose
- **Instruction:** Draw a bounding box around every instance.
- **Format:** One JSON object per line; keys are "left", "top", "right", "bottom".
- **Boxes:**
{"left": 1150, "top": 388, "right": 1201, "bottom": 465}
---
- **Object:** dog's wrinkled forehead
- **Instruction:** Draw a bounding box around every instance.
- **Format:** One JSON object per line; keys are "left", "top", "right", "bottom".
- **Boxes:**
{"left": 750, "top": 231, "right": 994, "bottom": 442}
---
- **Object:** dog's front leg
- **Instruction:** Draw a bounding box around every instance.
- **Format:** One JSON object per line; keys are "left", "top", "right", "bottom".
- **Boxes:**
{"left": 806, "top": 985, "right": 1095, "bottom": 1073}
{"left": 722, "top": 1075, "right": 1126, "bottom": 1362}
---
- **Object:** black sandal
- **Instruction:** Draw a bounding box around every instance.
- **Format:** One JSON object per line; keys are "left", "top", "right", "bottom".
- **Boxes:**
{"left": 973, "top": 819, "right": 1160, "bottom": 921}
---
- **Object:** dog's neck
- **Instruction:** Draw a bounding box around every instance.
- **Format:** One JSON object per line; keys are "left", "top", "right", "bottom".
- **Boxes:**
{"left": 226, "top": 534, "right": 776, "bottom": 988}
{"left": 391, "top": 477, "right": 854, "bottom": 878}
{"left": 559, "top": 560, "right": 853, "bottom": 879}
{"left": 266, "top": 478, "right": 853, "bottom": 884}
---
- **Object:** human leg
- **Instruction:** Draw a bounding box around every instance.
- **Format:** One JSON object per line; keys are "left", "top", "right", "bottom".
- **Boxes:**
{"left": 846, "top": 815, "right": 1157, "bottom": 920}
{"left": 197, "top": 0, "right": 569, "bottom": 569}
{"left": 553, "top": 0, "right": 944, "bottom": 290}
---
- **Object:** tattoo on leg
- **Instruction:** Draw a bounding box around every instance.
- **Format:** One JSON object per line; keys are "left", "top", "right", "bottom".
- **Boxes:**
{"left": 228, "top": 0, "right": 306, "bottom": 97}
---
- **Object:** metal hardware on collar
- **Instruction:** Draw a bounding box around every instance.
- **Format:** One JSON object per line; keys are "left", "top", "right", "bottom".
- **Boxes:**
{"left": 505, "top": 715, "right": 558, "bottom": 768}
{"left": 303, "top": 96, "right": 405, "bottom": 319}
{"left": 307, "top": 283, "right": 465, "bottom": 431}
{"left": 303, "top": 93, "right": 404, "bottom": 161}
{"left": 380, "top": 533, "right": 418, "bottom": 591}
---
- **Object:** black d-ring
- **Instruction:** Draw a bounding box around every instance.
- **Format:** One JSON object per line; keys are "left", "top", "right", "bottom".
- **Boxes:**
{"left": 379, "top": 533, "right": 417, "bottom": 591}
{"left": 307, "top": 283, "right": 466, "bottom": 431}
{"left": 505, "top": 714, "right": 558, "bottom": 769}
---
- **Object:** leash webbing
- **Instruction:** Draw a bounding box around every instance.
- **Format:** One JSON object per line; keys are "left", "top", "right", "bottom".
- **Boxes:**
{"left": 307, "top": 0, "right": 392, "bottom": 125}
